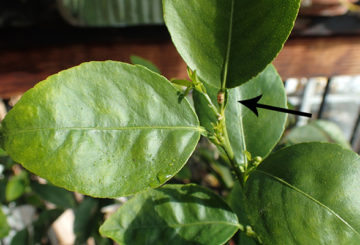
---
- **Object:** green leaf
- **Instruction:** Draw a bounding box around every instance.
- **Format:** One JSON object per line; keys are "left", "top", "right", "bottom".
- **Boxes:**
{"left": 229, "top": 183, "right": 250, "bottom": 227}
{"left": 5, "top": 172, "right": 28, "bottom": 202}
{"left": 0, "top": 148, "right": 7, "bottom": 157}
{"left": 237, "top": 233, "right": 258, "bottom": 245}
{"left": 130, "top": 55, "right": 161, "bottom": 74}
{"left": 228, "top": 184, "right": 258, "bottom": 245}
{"left": 0, "top": 207, "right": 10, "bottom": 238}
{"left": 163, "top": 0, "right": 300, "bottom": 88}
{"left": 31, "top": 182, "right": 77, "bottom": 209}
{"left": 100, "top": 184, "right": 240, "bottom": 245}
{"left": 11, "top": 229, "right": 29, "bottom": 245}
{"left": 74, "top": 198, "right": 98, "bottom": 244}
{"left": 245, "top": 143, "right": 360, "bottom": 244}
{"left": 193, "top": 65, "right": 287, "bottom": 164}
{"left": 284, "top": 120, "right": 351, "bottom": 149}
{"left": 226, "top": 65, "right": 287, "bottom": 164}
{"left": 0, "top": 61, "right": 201, "bottom": 198}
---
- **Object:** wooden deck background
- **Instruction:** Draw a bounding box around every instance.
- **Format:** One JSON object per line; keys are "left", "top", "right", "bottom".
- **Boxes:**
{"left": 1, "top": 28, "right": 360, "bottom": 98}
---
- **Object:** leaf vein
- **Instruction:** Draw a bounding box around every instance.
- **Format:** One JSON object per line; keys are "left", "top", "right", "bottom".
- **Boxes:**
{"left": 255, "top": 169, "right": 360, "bottom": 238}
{"left": 4, "top": 126, "right": 203, "bottom": 136}
{"left": 221, "top": 0, "right": 235, "bottom": 89}
{"left": 111, "top": 220, "right": 241, "bottom": 231}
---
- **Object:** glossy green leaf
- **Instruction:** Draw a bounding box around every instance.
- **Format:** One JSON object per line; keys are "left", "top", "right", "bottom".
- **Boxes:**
{"left": 284, "top": 120, "right": 351, "bottom": 149}
{"left": 0, "top": 61, "right": 201, "bottom": 198}
{"left": 100, "top": 184, "right": 240, "bottom": 245}
{"left": 31, "top": 182, "right": 77, "bottom": 209}
{"left": 163, "top": 0, "right": 300, "bottom": 88}
{"left": 0, "top": 207, "right": 10, "bottom": 238}
{"left": 6, "top": 172, "right": 28, "bottom": 202}
{"left": 193, "top": 65, "right": 287, "bottom": 164}
{"left": 245, "top": 143, "right": 360, "bottom": 244}
{"left": 130, "top": 55, "right": 161, "bottom": 74}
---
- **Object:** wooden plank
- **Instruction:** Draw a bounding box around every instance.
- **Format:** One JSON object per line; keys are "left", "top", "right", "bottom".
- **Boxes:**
{"left": 0, "top": 41, "right": 187, "bottom": 98}
{"left": 1, "top": 34, "right": 360, "bottom": 98}
{"left": 274, "top": 36, "right": 360, "bottom": 80}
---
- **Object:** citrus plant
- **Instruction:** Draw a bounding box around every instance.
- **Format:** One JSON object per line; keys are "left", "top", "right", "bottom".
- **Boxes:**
{"left": 1, "top": 0, "right": 360, "bottom": 244}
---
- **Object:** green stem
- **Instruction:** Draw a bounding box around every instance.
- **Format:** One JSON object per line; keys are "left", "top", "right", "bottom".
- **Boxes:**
{"left": 219, "top": 114, "right": 245, "bottom": 188}
{"left": 193, "top": 84, "right": 221, "bottom": 119}
{"left": 189, "top": 70, "right": 245, "bottom": 187}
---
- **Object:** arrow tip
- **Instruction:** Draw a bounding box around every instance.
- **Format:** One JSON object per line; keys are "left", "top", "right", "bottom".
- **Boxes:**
{"left": 238, "top": 94, "right": 263, "bottom": 117}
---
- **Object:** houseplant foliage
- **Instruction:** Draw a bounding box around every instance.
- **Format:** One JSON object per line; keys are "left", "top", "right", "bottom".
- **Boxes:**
{"left": 1, "top": 0, "right": 360, "bottom": 244}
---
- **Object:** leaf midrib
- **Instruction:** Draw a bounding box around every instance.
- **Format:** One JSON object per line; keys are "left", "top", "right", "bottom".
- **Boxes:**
{"left": 4, "top": 126, "right": 203, "bottom": 136}
{"left": 110, "top": 220, "right": 241, "bottom": 231}
{"left": 255, "top": 169, "right": 360, "bottom": 238}
{"left": 221, "top": 0, "right": 235, "bottom": 89}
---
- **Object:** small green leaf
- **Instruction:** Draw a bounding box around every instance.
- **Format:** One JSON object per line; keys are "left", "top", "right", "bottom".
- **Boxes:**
{"left": 6, "top": 172, "right": 28, "bottom": 202}
{"left": 100, "top": 184, "right": 240, "bottom": 245}
{"left": 163, "top": 0, "right": 300, "bottom": 88}
{"left": 193, "top": 65, "right": 287, "bottom": 164}
{"left": 31, "top": 182, "right": 77, "bottom": 209}
{"left": 0, "top": 207, "right": 10, "bottom": 238}
{"left": 1, "top": 61, "right": 201, "bottom": 198}
{"left": 245, "top": 143, "right": 360, "bottom": 244}
{"left": 130, "top": 55, "right": 161, "bottom": 74}
{"left": 284, "top": 120, "right": 351, "bottom": 149}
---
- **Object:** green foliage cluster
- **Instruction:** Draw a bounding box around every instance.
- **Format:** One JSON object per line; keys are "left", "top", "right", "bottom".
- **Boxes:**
{"left": 0, "top": 149, "right": 112, "bottom": 244}
{"left": 1, "top": 1, "right": 360, "bottom": 244}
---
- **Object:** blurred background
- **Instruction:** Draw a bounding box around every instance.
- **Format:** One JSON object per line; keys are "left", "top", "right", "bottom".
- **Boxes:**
{"left": 0, "top": 0, "right": 360, "bottom": 244}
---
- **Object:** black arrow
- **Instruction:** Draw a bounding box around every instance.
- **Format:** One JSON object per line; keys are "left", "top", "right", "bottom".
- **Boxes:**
{"left": 238, "top": 95, "right": 312, "bottom": 118}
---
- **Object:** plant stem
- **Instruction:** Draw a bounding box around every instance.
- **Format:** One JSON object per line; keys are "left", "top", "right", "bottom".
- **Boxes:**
{"left": 218, "top": 111, "right": 245, "bottom": 187}
{"left": 204, "top": 93, "right": 222, "bottom": 119}
{"left": 189, "top": 71, "right": 245, "bottom": 187}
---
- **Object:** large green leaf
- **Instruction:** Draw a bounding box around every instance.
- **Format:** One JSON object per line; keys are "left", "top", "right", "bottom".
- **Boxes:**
{"left": 100, "top": 184, "right": 240, "bottom": 245}
{"left": 163, "top": 0, "right": 300, "bottom": 88}
{"left": 193, "top": 65, "right": 287, "bottom": 164}
{"left": 0, "top": 61, "right": 201, "bottom": 198}
{"left": 0, "top": 207, "right": 10, "bottom": 238}
{"left": 283, "top": 120, "right": 351, "bottom": 149}
{"left": 245, "top": 143, "right": 360, "bottom": 244}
